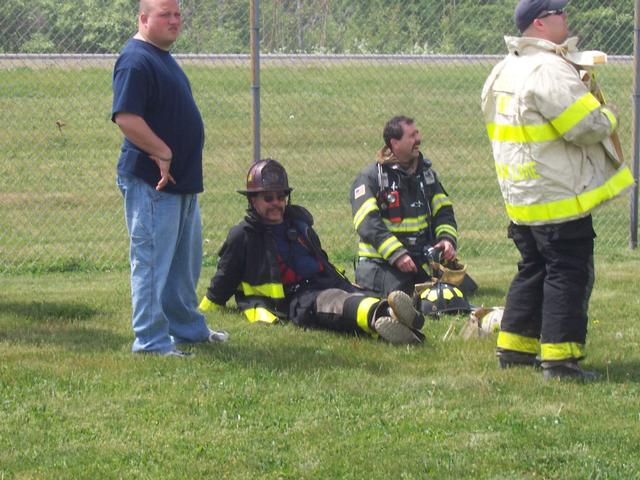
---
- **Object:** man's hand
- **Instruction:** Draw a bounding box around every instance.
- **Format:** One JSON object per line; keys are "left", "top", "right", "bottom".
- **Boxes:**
{"left": 394, "top": 253, "right": 418, "bottom": 273}
{"left": 150, "top": 155, "right": 176, "bottom": 190}
{"left": 114, "top": 113, "right": 176, "bottom": 190}
{"left": 434, "top": 239, "right": 456, "bottom": 261}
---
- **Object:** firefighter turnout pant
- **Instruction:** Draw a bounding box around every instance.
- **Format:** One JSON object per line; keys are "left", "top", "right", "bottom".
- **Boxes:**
{"left": 497, "top": 216, "right": 595, "bottom": 362}
{"left": 355, "top": 258, "right": 430, "bottom": 298}
{"left": 286, "top": 276, "right": 381, "bottom": 336}
{"left": 312, "top": 289, "right": 381, "bottom": 336}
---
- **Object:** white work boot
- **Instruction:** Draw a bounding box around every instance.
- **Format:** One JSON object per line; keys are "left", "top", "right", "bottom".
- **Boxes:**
{"left": 373, "top": 316, "right": 423, "bottom": 345}
{"left": 387, "top": 290, "right": 424, "bottom": 330}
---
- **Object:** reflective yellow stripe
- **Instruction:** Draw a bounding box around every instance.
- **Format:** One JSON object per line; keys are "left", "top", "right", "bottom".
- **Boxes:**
{"left": 241, "top": 282, "right": 285, "bottom": 299}
{"left": 541, "top": 342, "right": 585, "bottom": 361}
{"left": 601, "top": 107, "right": 618, "bottom": 132}
{"left": 243, "top": 307, "right": 278, "bottom": 324}
{"left": 383, "top": 214, "right": 429, "bottom": 232}
{"left": 358, "top": 242, "right": 382, "bottom": 258}
{"left": 198, "top": 296, "right": 222, "bottom": 312}
{"left": 550, "top": 93, "right": 601, "bottom": 135}
{"left": 356, "top": 297, "right": 379, "bottom": 334}
{"left": 496, "top": 93, "right": 513, "bottom": 115}
{"left": 435, "top": 224, "right": 458, "bottom": 239}
{"left": 353, "top": 197, "right": 379, "bottom": 230}
{"left": 497, "top": 331, "right": 539, "bottom": 354}
{"left": 505, "top": 167, "right": 635, "bottom": 223}
{"left": 378, "top": 236, "right": 403, "bottom": 260}
{"left": 487, "top": 121, "right": 559, "bottom": 143}
{"left": 487, "top": 93, "right": 602, "bottom": 144}
{"left": 431, "top": 193, "right": 452, "bottom": 216}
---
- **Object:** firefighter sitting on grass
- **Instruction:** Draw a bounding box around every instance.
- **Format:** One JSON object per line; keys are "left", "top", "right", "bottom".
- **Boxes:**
{"left": 199, "top": 159, "right": 425, "bottom": 345}
{"left": 350, "top": 115, "right": 459, "bottom": 299}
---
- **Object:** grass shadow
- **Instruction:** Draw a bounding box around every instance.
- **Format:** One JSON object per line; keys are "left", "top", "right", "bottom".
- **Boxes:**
{"left": 596, "top": 360, "right": 640, "bottom": 384}
{"left": 194, "top": 334, "right": 405, "bottom": 375}
{"left": 0, "top": 300, "right": 98, "bottom": 322}
{"left": 0, "top": 300, "right": 130, "bottom": 351}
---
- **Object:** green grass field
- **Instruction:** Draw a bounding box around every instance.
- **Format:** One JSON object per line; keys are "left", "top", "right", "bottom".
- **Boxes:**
{"left": 2, "top": 253, "right": 640, "bottom": 479}
{"left": 1, "top": 60, "right": 639, "bottom": 478}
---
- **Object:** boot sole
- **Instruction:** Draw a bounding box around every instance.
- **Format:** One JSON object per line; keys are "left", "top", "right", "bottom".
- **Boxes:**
{"left": 374, "top": 317, "right": 422, "bottom": 345}
{"left": 387, "top": 291, "right": 422, "bottom": 329}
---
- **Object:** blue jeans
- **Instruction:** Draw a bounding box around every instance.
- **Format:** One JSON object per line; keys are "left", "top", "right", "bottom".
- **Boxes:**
{"left": 117, "top": 174, "right": 210, "bottom": 353}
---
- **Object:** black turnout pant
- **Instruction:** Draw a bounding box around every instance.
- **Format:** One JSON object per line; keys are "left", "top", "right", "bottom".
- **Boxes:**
{"left": 501, "top": 216, "right": 595, "bottom": 355}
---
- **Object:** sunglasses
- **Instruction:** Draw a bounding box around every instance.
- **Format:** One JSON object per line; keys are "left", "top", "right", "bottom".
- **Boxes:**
{"left": 537, "top": 9, "right": 564, "bottom": 19}
{"left": 259, "top": 193, "right": 288, "bottom": 203}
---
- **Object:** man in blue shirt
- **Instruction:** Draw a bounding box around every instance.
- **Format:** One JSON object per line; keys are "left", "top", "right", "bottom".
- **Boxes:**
{"left": 112, "top": 0, "right": 227, "bottom": 356}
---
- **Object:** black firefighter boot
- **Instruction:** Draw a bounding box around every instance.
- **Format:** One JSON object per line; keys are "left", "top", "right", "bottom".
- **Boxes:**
{"left": 371, "top": 291, "right": 424, "bottom": 345}
{"left": 496, "top": 348, "right": 541, "bottom": 369}
{"left": 542, "top": 360, "right": 597, "bottom": 381}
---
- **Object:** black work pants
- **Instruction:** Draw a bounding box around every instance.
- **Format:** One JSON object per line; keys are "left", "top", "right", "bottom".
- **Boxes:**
{"left": 501, "top": 216, "right": 595, "bottom": 354}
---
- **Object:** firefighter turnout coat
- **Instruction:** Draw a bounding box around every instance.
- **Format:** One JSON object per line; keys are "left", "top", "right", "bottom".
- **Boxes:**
{"left": 203, "top": 205, "right": 377, "bottom": 330}
{"left": 350, "top": 150, "right": 457, "bottom": 267}
{"left": 481, "top": 36, "right": 634, "bottom": 225}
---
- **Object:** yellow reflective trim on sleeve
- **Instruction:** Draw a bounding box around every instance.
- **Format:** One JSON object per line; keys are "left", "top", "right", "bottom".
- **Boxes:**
{"left": 382, "top": 214, "right": 429, "bottom": 232}
{"left": 431, "top": 193, "right": 453, "bottom": 216}
{"left": 378, "top": 236, "right": 403, "bottom": 260}
{"left": 241, "top": 282, "right": 285, "bottom": 299}
{"left": 540, "top": 342, "right": 585, "bottom": 361}
{"left": 505, "top": 166, "right": 635, "bottom": 224}
{"left": 550, "top": 93, "right": 601, "bottom": 135}
{"left": 487, "top": 121, "right": 559, "bottom": 143}
{"left": 601, "top": 107, "right": 618, "bottom": 132}
{"left": 435, "top": 224, "right": 458, "bottom": 239}
{"left": 358, "top": 242, "right": 382, "bottom": 258}
{"left": 243, "top": 306, "right": 278, "bottom": 324}
{"left": 497, "top": 331, "right": 540, "bottom": 354}
{"left": 353, "top": 197, "right": 379, "bottom": 230}
{"left": 356, "top": 297, "right": 379, "bottom": 334}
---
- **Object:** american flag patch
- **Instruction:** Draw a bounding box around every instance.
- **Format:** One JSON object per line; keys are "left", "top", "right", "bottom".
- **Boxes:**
{"left": 354, "top": 184, "right": 365, "bottom": 199}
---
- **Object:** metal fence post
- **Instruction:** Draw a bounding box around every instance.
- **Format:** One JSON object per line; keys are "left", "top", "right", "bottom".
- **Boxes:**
{"left": 632, "top": 0, "right": 640, "bottom": 248}
{"left": 250, "top": 0, "right": 261, "bottom": 163}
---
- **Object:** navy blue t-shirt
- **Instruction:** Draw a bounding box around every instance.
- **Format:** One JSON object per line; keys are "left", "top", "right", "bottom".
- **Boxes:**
{"left": 112, "top": 39, "right": 204, "bottom": 193}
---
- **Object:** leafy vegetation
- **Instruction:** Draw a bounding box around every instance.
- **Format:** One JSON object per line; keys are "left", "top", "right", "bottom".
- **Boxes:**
{"left": 0, "top": 0, "right": 634, "bottom": 55}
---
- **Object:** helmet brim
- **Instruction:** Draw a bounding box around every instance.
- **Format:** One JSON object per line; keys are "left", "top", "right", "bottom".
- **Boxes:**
{"left": 237, "top": 187, "right": 294, "bottom": 196}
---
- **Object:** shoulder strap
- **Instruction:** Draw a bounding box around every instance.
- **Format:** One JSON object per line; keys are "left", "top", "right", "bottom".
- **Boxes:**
{"left": 376, "top": 163, "right": 389, "bottom": 193}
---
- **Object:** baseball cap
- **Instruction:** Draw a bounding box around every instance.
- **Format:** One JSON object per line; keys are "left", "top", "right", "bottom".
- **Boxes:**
{"left": 515, "top": 0, "right": 569, "bottom": 33}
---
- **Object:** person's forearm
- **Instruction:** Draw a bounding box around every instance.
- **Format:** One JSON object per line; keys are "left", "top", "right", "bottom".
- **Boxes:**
{"left": 114, "top": 112, "right": 172, "bottom": 160}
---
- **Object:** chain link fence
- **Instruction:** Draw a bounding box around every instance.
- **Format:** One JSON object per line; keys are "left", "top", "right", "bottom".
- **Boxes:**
{"left": 0, "top": 0, "right": 636, "bottom": 274}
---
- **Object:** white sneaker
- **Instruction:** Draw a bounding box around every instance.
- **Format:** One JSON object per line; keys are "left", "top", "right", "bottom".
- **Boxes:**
{"left": 207, "top": 329, "right": 230, "bottom": 343}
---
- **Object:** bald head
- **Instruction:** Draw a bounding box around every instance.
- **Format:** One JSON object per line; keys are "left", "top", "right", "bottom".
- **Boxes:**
{"left": 139, "top": 0, "right": 151, "bottom": 14}
{"left": 136, "top": 0, "right": 181, "bottom": 50}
